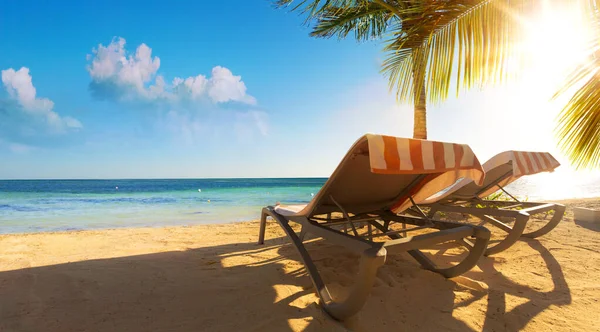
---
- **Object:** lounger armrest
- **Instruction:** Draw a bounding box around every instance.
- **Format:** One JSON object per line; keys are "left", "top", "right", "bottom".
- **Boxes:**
{"left": 477, "top": 200, "right": 557, "bottom": 209}
{"left": 520, "top": 203, "right": 560, "bottom": 214}
{"left": 432, "top": 204, "right": 530, "bottom": 218}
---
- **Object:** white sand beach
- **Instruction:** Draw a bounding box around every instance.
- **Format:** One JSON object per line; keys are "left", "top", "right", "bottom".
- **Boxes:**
{"left": 0, "top": 198, "right": 599, "bottom": 331}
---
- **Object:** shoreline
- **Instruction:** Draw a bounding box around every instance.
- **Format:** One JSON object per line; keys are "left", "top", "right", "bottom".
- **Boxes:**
{"left": 1, "top": 197, "right": 598, "bottom": 237}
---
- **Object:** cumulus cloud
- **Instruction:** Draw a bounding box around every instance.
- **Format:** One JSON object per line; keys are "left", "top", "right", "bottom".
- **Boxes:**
{"left": 87, "top": 38, "right": 256, "bottom": 105}
{"left": 203, "top": 66, "right": 256, "bottom": 104}
{"left": 1, "top": 67, "right": 82, "bottom": 132}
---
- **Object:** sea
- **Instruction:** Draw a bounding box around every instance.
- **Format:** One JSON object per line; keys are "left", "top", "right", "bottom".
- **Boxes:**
{"left": 1, "top": 175, "right": 600, "bottom": 234}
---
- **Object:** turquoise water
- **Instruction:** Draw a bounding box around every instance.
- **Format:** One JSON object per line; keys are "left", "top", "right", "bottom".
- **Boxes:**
{"left": 1, "top": 174, "right": 599, "bottom": 234}
{"left": 0, "top": 179, "right": 324, "bottom": 234}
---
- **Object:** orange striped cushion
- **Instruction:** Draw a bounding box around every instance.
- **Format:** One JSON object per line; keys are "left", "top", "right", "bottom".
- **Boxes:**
{"left": 476, "top": 150, "right": 561, "bottom": 198}
{"left": 366, "top": 134, "right": 483, "bottom": 176}
{"left": 365, "top": 134, "right": 485, "bottom": 213}
{"left": 509, "top": 151, "right": 560, "bottom": 177}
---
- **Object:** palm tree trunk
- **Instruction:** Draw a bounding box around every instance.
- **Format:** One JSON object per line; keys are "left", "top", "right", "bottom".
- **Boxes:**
{"left": 413, "top": 80, "right": 427, "bottom": 139}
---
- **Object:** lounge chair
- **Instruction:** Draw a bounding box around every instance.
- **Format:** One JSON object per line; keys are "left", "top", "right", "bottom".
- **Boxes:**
{"left": 258, "top": 134, "right": 491, "bottom": 320}
{"left": 423, "top": 150, "right": 566, "bottom": 256}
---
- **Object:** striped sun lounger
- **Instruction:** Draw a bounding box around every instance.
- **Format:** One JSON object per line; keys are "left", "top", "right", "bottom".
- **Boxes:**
{"left": 258, "top": 134, "right": 491, "bottom": 321}
{"left": 422, "top": 150, "right": 566, "bottom": 256}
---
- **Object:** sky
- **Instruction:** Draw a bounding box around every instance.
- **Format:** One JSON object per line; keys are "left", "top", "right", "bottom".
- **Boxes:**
{"left": 0, "top": 0, "right": 598, "bottom": 179}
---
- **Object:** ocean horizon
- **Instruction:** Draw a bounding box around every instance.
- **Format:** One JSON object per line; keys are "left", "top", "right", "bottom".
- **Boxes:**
{"left": 2, "top": 175, "right": 599, "bottom": 235}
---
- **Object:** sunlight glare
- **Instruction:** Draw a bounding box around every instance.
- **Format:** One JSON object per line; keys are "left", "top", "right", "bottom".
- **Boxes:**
{"left": 523, "top": 3, "right": 592, "bottom": 86}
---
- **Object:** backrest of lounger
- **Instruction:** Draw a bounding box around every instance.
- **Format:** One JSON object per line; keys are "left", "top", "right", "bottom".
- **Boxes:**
{"left": 432, "top": 150, "right": 560, "bottom": 200}
{"left": 295, "top": 134, "right": 485, "bottom": 216}
{"left": 442, "top": 162, "right": 514, "bottom": 199}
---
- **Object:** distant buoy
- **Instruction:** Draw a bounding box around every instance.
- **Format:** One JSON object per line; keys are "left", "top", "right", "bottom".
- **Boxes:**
{"left": 115, "top": 186, "right": 119, "bottom": 190}
{"left": 198, "top": 189, "right": 202, "bottom": 192}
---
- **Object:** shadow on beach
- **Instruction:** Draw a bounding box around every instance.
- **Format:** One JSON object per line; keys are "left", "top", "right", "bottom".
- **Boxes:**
{"left": 462, "top": 239, "right": 572, "bottom": 331}
{"left": 0, "top": 233, "right": 572, "bottom": 331}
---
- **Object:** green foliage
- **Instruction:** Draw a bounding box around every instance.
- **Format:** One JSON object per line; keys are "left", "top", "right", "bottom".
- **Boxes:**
{"left": 474, "top": 191, "right": 529, "bottom": 209}
{"left": 275, "top": 0, "right": 537, "bottom": 103}
{"left": 485, "top": 191, "right": 513, "bottom": 202}
{"left": 554, "top": 2, "right": 600, "bottom": 169}
{"left": 276, "top": 0, "right": 600, "bottom": 169}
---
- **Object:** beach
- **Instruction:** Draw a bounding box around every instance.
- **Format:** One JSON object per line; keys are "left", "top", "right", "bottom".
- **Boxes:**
{"left": 1, "top": 198, "right": 599, "bottom": 331}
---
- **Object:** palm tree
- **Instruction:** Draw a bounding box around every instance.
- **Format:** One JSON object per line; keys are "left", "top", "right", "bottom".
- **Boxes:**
{"left": 276, "top": 0, "right": 600, "bottom": 168}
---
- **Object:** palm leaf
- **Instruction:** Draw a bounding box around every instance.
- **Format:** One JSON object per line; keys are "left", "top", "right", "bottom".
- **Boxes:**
{"left": 555, "top": 73, "right": 600, "bottom": 169}
{"left": 380, "top": 0, "right": 541, "bottom": 104}
{"left": 310, "top": 3, "right": 394, "bottom": 41}
{"left": 277, "top": 0, "right": 600, "bottom": 168}
{"left": 554, "top": 2, "right": 600, "bottom": 169}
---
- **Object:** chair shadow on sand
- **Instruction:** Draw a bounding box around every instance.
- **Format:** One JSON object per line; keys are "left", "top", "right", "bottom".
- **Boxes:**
{"left": 336, "top": 236, "right": 571, "bottom": 331}
{"left": 456, "top": 239, "right": 572, "bottom": 331}
{"left": 0, "top": 232, "right": 570, "bottom": 332}
{"left": 0, "top": 236, "right": 325, "bottom": 332}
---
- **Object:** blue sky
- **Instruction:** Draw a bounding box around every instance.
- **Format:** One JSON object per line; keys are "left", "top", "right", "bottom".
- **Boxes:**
{"left": 0, "top": 0, "right": 597, "bottom": 179}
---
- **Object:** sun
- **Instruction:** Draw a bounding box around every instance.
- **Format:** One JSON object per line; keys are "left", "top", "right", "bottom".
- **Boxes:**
{"left": 522, "top": 3, "right": 593, "bottom": 81}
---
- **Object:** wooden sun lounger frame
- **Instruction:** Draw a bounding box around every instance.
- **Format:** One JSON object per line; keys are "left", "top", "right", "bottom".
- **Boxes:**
{"left": 258, "top": 204, "right": 490, "bottom": 321}
{"left": 426, "top": 170, "right": 566, "bottom": 256}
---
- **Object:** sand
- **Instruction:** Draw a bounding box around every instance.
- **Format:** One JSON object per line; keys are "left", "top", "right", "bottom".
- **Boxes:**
{"left": 0, "top": 198, "right": 599, "bottom": 331}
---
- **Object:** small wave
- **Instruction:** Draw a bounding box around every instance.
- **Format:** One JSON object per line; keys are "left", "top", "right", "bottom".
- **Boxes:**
{"left": 0, "top": 204, "right": 46, "bottom": 212}
{"left": 33, "top": 197, "right": 178, "bottom": 205}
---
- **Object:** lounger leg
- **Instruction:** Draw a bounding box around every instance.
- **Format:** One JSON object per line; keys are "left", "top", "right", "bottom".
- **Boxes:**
{"left": 411, "top": 225, "right": 489, "bottom": 278}
{"left": 482, "top": 213, "right": 528, "bottom": 256}
{"left": 325, "top": 247, "right": 386, "bottom": 320}
{"left": 428, "top": 204, "right": 548, "bottom": 255}
{"left": 258, "top": 207, "right": 270, "bottom": 245}
{"left": 370, "top": 220, "right": 489, "bottom": 278}
{"left": 521, "top": 204, "right": 566, "bottom": 238}
{"left": 262, "top": 207, "right": 386, "bottom": 321}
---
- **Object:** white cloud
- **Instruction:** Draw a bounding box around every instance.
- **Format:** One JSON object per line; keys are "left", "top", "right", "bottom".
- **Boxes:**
{"left": 1, "top": 67, "right": 83, "bottom": 132}
{"left": 87, "top": 38, "right": 256, "bottom": 105}
{"left": 2, "top": 67, "right": 54, "bottom": 112}
{"left": 205, "top": 66, "right": 256, "bottom": 105}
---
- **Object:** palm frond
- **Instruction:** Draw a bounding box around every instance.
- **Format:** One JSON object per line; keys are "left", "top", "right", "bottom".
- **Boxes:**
{"left": 278, "top": 0, "right": 600, "bottom": 169}
{"left": 380, "top": 0, "right": 540, "bottom": 104}
{"left": 310, "top": 3, "right": 394, "bottom": 41}
{"left": 554, "top": 1, "right": 600, "bottom": 169}
{"left": 555, "top": 71, "right": 600, "bottom": 169}
{"left": 275, "top": 0, "right": 368, "bottom": 25}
